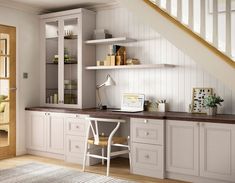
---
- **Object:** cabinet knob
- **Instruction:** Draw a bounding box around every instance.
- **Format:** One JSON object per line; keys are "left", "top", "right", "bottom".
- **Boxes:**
{"left": 144, "top": 119, "right": 148, "bottom": 124}
{"left": 145, "top": 132, "right": 149, "bottom": 136}
{"left": 76, "top": 115, "right": 79, "bottom": 118}
{"left": 75, "top": 145, "right": 79, "bottom": 149}
{"left": 76, "top": 126, "right": 79, "bottom": 129}
{"left": 145, "top": 154, "right": 150, "bottom": 159}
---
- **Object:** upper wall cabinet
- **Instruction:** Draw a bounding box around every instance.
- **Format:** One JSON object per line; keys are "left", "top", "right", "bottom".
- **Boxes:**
{"left": 40, "top": 9, "right": 96, "bottom": 108}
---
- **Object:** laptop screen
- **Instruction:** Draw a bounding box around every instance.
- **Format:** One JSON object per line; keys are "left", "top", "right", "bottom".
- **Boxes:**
{"left": 121, "top": 93, "right": 145, "bottom": 111}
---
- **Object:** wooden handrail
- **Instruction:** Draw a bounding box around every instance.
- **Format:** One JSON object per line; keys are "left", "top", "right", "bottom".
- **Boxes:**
{"left": 143, "top": 0, "right": 235, "bottom": 69}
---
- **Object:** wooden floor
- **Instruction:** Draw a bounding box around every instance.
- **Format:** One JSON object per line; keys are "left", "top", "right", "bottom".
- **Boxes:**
{"left": 0, "top": 155, "right": 189, "bottom": 183}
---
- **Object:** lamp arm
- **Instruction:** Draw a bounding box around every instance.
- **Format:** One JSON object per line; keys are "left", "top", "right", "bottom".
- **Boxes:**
{"left": 96, "top": 88, "right": 102, "bottom": 108}
{"left": 97, "top": 83, "right": 105, "bottom": 89}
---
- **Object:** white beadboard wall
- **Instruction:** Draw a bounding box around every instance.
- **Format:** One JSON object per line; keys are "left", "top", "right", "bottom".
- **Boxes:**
{"left": 95, "top": 7, "right": 235, "bottom": 114}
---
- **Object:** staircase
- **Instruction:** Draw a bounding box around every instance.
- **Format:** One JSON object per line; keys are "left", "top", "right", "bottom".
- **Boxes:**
{"left": 119, "top": 0, "right": 235, "bottom": 91}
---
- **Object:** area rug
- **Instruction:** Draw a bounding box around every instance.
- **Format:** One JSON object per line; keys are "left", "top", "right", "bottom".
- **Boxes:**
{"left": 0, "top": 163, "right": 133, "bottom": 183}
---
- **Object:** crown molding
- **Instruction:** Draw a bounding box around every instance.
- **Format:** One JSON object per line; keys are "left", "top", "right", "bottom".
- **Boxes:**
{"left": 0, "top": 0, "right": 121, "bottom": 15}
{"left": 86, "top": 1, "right": 121, "bottom": 11}
{"left": 0, "top": 0, "right": 43, "bottom": 14}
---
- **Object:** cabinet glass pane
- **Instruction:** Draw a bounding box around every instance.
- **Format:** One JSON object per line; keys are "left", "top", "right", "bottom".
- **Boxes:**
{"left": 64, "top": 18, "right": 78, "bottom": 104}
{"left": 45, "top": 21, "right": 59, "bottom": 104}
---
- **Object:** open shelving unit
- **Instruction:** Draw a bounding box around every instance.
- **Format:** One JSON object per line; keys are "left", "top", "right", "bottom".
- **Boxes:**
{"left": 85, "top": 37, "right": 136, "bottom": 45}
{"left": 86, "top": 64, "right": 176, "bottom": 70}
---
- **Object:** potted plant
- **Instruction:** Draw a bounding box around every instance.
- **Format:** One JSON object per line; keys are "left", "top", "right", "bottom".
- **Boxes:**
{"left": 204, "top": 94, "right": 224, "bottom": 115}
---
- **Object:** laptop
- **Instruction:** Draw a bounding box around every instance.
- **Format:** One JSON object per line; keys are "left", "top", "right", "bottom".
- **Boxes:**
{"left": 112, "top": 93, "right": 145, "bottom": 113}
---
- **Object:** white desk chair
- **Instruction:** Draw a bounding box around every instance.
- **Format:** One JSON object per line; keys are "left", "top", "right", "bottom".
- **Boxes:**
{"left": 82, "top": 117, "right": 131, "bottom": 176}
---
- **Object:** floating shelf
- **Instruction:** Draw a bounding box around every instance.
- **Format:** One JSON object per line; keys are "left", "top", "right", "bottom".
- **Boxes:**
{"left": 85, "top": 37, "right": 137, "bottom": 45}
{"left": 86, "top": 64, "right": 176, "bottom": 70}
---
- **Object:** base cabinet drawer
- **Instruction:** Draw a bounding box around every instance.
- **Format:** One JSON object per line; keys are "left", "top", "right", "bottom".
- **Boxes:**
{"left": 65, "top": 116, "right": 88, "bottom": 136}
{"left": 131, "top": 143, "right": 164, "bottom": 178}
{"left": 131, "top": 118, "right": 163, "bottom": 145}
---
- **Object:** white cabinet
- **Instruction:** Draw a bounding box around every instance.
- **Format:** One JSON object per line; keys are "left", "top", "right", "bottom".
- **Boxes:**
{"left": 166, "top": 120, "right": 235, "bottom": 183}
{"left": 26, "top": 111, "right": 47, "bottom": 151}
{"left": 200, "top": 123, "right": 235, "bottom": 182}
{"left": 40, "top": 8, "right": 96, "bottom": 108}
{"left": 166, "top": 120, "right": 199, "bottom": 176}
{"left": 26, "top": 111, "right": 65, "bottom": 156}
{"left": 131, "top": 118, "right": 164, "bottom": 179}
{"left": 46, "top": 113, "right": 65, "bottom": 154}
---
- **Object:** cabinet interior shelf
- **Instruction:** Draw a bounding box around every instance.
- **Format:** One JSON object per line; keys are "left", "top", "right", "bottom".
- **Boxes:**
{"left": 86, "top": 64, "right": 176, "bottom": 70}
{"left": 46, "top": 35, "right": 78, "bottom": 40}
{"left": 85, "top": 37, "right": 137, "bottom": 45}
{"left": 47, "top": 62, "right": 77, "bottom": 65}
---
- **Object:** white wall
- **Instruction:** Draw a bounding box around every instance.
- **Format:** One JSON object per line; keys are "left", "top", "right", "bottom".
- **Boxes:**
{"left": 95, "top": 7, "right": 235, "bottom": 114}
{"left": 0, "top": 5, "right": 40, "bottom": 155}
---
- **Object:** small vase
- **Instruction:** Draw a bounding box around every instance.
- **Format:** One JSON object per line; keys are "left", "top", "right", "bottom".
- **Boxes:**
{"left": 207, "top": 107, "right": 217, "bottom": 116}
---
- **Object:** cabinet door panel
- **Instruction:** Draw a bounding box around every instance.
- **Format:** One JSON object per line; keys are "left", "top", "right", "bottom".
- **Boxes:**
{"left": 26, "top": 112, "right": 47, "bottom": 151}
{"left": 47, "top": 113, "right": 64, "bottom": 154}
{"left": 166, "top": 120, "right": 199, "bottom": 176}
{"left": 200, "top": 123, "right": 235, "bottom": 182}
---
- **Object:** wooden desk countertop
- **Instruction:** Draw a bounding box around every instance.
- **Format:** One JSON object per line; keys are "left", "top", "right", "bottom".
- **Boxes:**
{"left": 25, "top": 107, "right": 235, "bottom": 124}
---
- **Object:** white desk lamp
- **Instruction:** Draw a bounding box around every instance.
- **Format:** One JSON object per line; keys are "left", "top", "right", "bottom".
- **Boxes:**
{"left": 96, "top": 74, "right": 116, "bottom": 109}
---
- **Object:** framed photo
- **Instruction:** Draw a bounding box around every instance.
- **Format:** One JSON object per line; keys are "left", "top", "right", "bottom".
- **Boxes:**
{"left": 192, "top": 88, "right": 213, "bottom": 113}
{"left": 209, "top": 0, "right": 235, "bottom": 13}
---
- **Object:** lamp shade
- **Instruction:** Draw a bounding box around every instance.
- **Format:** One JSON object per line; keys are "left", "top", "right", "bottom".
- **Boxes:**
{"left": 97, "top": 74, "right": 116, "bottom": 89}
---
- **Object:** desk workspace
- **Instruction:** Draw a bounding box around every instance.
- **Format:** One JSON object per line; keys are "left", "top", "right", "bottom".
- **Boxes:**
{"left": 25, "top": 107, "right": 235, "bottom": 183}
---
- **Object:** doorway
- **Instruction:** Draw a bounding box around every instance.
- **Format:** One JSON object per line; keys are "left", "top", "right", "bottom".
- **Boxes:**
{"left": 0, "top": 24, "right": 16, "bottom": 159}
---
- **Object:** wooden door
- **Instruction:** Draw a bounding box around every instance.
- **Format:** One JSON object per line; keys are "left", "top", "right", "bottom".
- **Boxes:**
{"left": 46, "top": 113, "right": 64, "bottom": 154}
{"left": 166, "top": 120, "right": 199, "bottom": 176}
{"left": 0, "top": 25, "right": 16, "bottom": 159}
{"left": 200, "top": 122, "right": 235, "bottom": 182}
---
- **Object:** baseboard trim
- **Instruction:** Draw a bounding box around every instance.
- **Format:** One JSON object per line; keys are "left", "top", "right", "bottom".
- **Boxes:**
{"left": 27, "top": 149, "right": 65, "bottom": 160}
{"left": 166, "top": 172, "right": 233, "bottom": 183}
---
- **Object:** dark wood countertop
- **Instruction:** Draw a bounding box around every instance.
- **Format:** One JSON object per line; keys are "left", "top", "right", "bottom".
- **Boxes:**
{"left": 25, "top": 107, "right": 235, "bottom": 124}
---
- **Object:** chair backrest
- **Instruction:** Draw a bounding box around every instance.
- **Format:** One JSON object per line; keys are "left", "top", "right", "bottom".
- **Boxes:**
{"left": 86, "top": 117, "right": 126, "bottom": 145}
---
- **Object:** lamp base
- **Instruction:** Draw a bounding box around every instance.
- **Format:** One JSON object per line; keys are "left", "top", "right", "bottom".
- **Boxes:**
{"left": 98, "top": 105, "right": 107, "bottom": 110}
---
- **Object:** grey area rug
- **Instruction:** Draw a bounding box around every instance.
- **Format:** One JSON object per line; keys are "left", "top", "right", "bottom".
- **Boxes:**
{"left": 0, "top": 163, "right": 134, "bottom": 183}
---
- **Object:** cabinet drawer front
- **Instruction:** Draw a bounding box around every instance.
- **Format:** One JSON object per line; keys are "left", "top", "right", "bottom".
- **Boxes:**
{"left": 66, "top": 118, "right": 87, "bottom": 136}
{"left": 131, "top": 118, "right": 163, "bottom": 145}
{"left": 66, "top": 135, "right": 85, "bottom": 157}
{"left": 132, "top": 143, "right": 164, "bottom": 178}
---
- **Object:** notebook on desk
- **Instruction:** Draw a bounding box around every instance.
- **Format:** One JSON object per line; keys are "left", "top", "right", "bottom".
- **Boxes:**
{"left": 112, "top": 93, "right": 145, "bottom": 113}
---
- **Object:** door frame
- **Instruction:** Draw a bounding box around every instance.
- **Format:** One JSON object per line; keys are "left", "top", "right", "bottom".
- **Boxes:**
{"left": 0, "top": 24, "right": 16, "bottom": 159}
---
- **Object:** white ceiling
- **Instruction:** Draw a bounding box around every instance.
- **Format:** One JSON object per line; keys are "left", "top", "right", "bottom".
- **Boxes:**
{"left": 8, "top": 0, "right": 116, "bottom": 12}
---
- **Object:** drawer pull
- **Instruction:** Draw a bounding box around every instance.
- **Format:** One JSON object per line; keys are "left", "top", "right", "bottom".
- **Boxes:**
{"left": 145, "top": 132, "right": 149, "bottom": 136}
{"left": 75, "top": 145, "right": 79, "bottom": 149}
{"left": 144, "top": 119, "right": 148, "bottom": 124}
{"left": 145, "top": 154, "right": 150, "bottom": 159}
{"left": 76, "top": 126, "right": 79, "bottom": 129}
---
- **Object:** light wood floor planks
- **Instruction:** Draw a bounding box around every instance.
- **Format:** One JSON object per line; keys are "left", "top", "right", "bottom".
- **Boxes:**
{"left": 0, "top": 155, "right": 189, "bottom": 183}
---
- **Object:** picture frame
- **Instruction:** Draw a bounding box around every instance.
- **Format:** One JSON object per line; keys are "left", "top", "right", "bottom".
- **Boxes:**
{"left": 208, "top": 0, "right": 235, "bottom": 13}
{"left": 191, "top": 88, "right": 213, "bottom": 113}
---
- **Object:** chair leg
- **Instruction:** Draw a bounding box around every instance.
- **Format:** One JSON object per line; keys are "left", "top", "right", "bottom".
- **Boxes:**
{"left": 102, "top": 147, "right": 105, "bottom": 165}
{"left": 82, "top": 142, "right": 88, "bottom": 172}
{"left": 128, "top": 136, "right": 131, "bottom": 170}
{"left": 106, "top": 143, "right": 111, "bottom": 176}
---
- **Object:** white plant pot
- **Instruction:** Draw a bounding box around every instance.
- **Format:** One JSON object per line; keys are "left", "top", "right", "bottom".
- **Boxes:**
{"left": 158, "top": 103, "right": 166, "bottom": 112}
{"left": 206, "top": 107, "right": 217, "bottom": 116}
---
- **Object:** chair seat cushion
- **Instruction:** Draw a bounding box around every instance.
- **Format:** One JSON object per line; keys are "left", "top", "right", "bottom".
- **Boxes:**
{"left": 88, "top": 136, "right": 127, "bottom": 146}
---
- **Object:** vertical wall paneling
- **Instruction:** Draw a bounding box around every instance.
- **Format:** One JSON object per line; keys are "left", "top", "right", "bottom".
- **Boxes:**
{"left": 95, "top": 7, "right": 234, "bottom": 114}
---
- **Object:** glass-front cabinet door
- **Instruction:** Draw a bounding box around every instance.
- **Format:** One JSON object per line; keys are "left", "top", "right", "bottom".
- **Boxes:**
{"left": 45, "top": 20, "right": 59, "bottom": 104}
{"left": 63, "top": 18, "right": 78, "bottom": 105}
{"left": 44, "top": 16, "right": 78, "bottom": 106}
